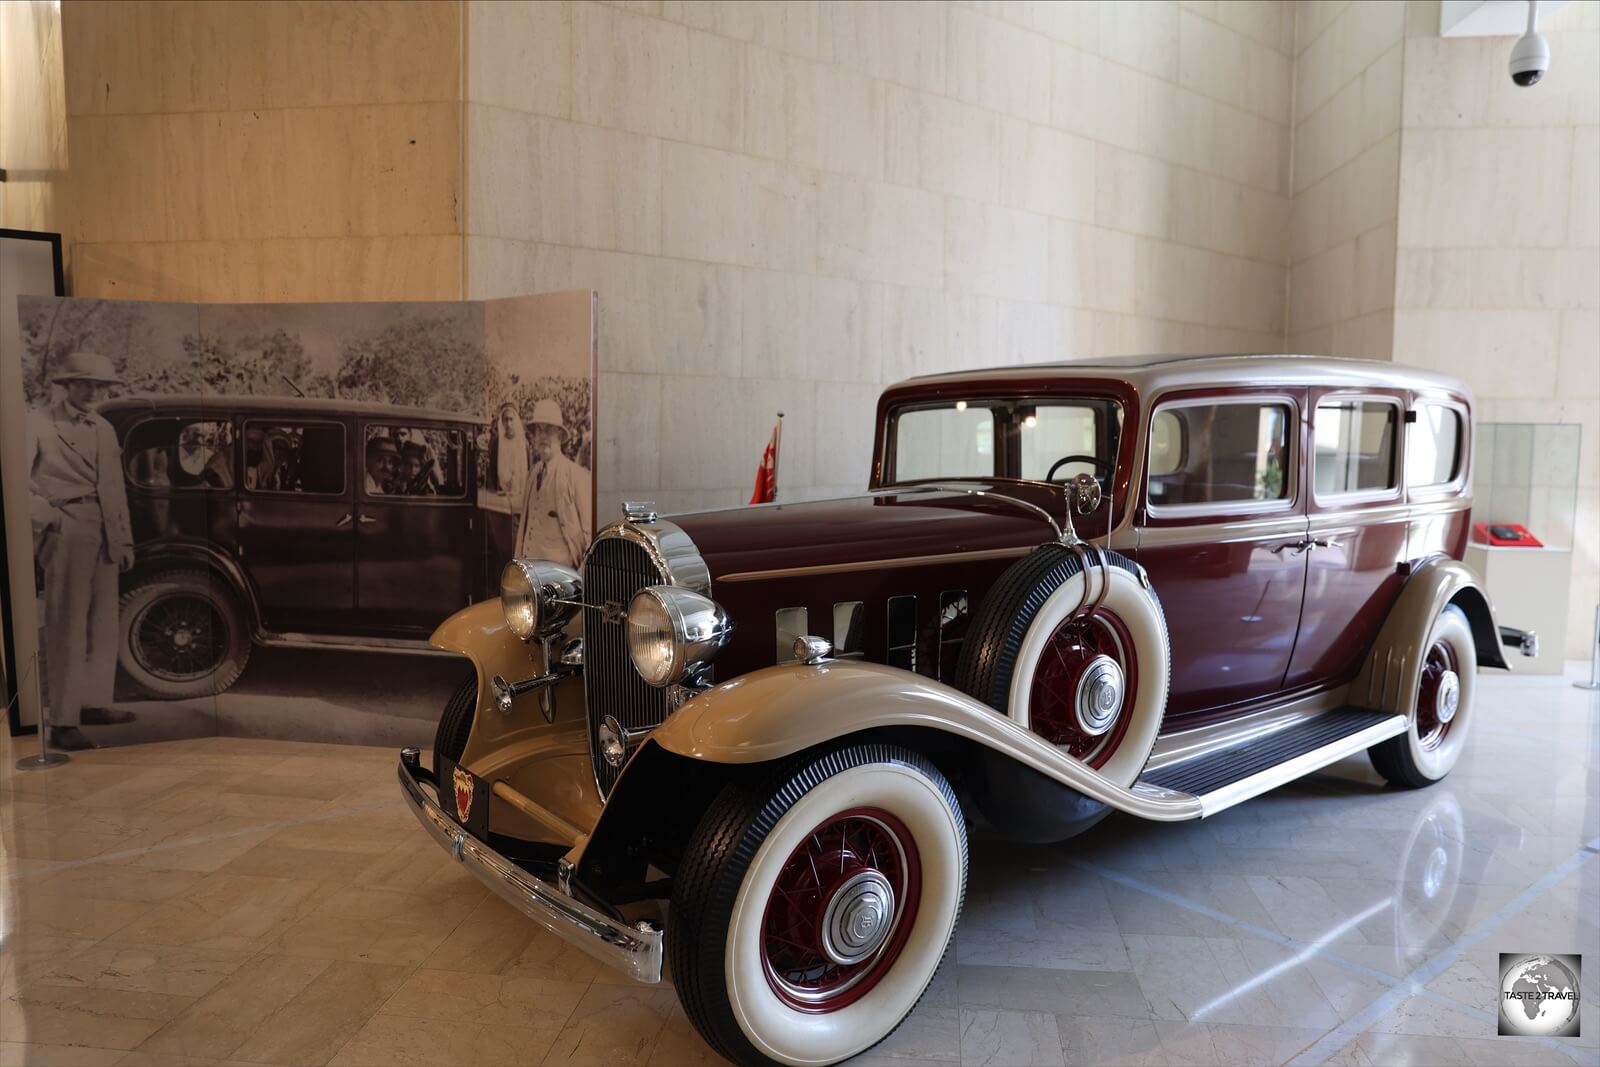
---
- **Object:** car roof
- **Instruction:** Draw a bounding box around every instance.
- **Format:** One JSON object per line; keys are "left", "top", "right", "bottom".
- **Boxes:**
{"left": 893, "top": 353, "right": 1471, "bottom": 400}
{"left": 97, "top": 394, "right": 479, "bottom": 424}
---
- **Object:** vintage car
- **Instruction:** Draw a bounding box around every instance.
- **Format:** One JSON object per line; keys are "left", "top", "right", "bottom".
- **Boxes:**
{"left": 103, "top": 395, "right": 533, "bottom": 698}
{"left": 398, "top": 354, "right": 1534, "bottom": 1067}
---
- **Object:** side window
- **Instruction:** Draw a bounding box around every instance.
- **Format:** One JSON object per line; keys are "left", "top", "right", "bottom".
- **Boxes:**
{"left": 363, "top": 424, "right": 468, "bottom": 498}
{"left": 893, "top": 406, "right": 995, "bottom": 481}
{"left": 1146, "top": 401, "right": 1292, "bottom": 508}
{"left": 1315, "top": 399, "right": 1398, "bottom": 497}
{"left": 243, "top": 422, "right": 345, "bottom": 494}
{"left": 124, "top": 419, "right": 235, "bottom": 490}
{"left": 1407, "top": 404, "right": 1463, "bottom": 488}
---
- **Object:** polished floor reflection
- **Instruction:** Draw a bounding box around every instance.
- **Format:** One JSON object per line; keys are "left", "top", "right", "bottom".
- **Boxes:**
{"left": 2, "top": 665, "right": 1596, "bottom": 1066}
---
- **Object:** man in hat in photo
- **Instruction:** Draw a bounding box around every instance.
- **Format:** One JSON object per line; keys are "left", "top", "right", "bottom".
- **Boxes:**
{"left": 26, "top": 351, "right": 138, "bottom": 750}
{"left": 514, "top": 399, "right": 591, "bottom": 566}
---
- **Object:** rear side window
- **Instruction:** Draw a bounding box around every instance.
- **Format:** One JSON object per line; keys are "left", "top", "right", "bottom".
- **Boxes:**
{"left": 1407, "top": 404, "right": 1463, "bottom": 488}
{"left": 243, "top": 422, "right": 345, "bottom": 495}
{"left": 1146, "top": 401, "right": 1292, "bottom": 508}
{"left": 124, "top": 418, "right": 235, "bottom": 490}
{"left": 1315, "top": 399, "right": 1398, "bottom": 497}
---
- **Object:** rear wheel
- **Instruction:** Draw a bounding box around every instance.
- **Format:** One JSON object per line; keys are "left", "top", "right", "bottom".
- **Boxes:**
{"left": 669, "top": 743, "right": 967, "bottom": 1067}
{"left": 1369, "top": 606, "right": 1476, "bottom": 788}
{"left": 117, "top": 570, "right": 250, "bottom": 699}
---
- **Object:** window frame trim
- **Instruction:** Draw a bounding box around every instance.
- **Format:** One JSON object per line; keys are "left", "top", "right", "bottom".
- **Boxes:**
{"left": 1404, "top": 398, "right": 1470, "bottom": 499}
{"left": 120, "top": 414, "right": 238, "bottom": 493}
{"left": 1143, "top": 392, "right": 1301, "bottom": 519}
{"left": 240, "top": 417, "right": 349, "bottom": 498}
{"left": 1310, "top": 392, "right": 1405, "bottom": 507}
{"left": 358, "top": 420, "right": 474, "bottom": 504}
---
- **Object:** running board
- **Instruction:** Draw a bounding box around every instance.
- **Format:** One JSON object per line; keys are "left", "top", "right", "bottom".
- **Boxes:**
{"left": 1137, "top": 707, "right": 1406, "bottom": 818}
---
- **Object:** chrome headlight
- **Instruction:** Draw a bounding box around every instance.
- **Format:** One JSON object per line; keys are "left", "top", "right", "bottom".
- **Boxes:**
{"left": 626, "top": 585, "right": 733, "bottom": 687}
{"left": 499, "top": 559, "right": 581, "bottom": 641}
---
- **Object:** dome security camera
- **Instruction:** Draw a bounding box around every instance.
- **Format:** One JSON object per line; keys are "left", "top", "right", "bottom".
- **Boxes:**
{"left": 1509, "top": 0, "right": 1550, "bottom": 87}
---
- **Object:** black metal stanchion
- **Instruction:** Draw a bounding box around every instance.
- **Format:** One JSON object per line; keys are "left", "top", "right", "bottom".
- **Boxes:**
{"left": 15, "top": 653, "right": 69, "bottom": 771}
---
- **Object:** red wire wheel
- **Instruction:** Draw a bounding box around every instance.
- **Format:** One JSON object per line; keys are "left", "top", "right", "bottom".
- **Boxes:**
{"left": 1414, "top": 638, "right": 1460, "bottom": 752}
{"left": 1027, "top": 610, "right": 1138, "bottom": 767}
{"left": 758, "top": 807, "right": 922, "bottom": 1014}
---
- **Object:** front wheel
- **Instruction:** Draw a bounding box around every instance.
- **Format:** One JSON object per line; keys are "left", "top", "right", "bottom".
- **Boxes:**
{"left": 668, "top": 743, "right": 967, "bottom": 1067}
{"left": 1369, "top": 606, "right": 1477, "bottom": 788}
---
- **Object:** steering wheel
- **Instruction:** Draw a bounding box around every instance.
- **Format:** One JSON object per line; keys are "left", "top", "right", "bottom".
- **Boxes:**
{"left": 1045, "top": 454, "right": 1112, "bottom": 484}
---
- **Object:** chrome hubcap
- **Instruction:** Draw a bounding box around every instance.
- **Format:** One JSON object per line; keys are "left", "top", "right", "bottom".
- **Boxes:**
{"left": 820, "top": 870, "right": 896, "bottom": 966}
{"left": 1435, "top": 671, "right": 1460, "bottom": 724}
{"left": 1074, "top": 654, "right": 1124, "bottom": 737}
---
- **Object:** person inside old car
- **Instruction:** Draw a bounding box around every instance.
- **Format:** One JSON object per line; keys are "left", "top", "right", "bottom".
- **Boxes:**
{"left": 400, "top": 441, "right": 437, "bottom": 495}
{"left": 364, "top": 435, "right": 400, "bottom": 495}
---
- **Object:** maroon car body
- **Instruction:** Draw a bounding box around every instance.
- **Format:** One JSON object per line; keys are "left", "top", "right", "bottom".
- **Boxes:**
{"left": 400, "top": 353, "right": 1518, "bottom": 1067}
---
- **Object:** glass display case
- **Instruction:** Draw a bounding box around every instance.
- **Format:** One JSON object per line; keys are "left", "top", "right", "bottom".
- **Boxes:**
{"left": 1467, "top": 422, "right": 1581, "bottom": 674}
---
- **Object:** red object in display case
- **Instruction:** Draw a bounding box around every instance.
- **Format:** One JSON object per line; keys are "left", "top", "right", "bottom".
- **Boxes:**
{"left": 1473, "top": 522, "right": 1543, "bottom": 547}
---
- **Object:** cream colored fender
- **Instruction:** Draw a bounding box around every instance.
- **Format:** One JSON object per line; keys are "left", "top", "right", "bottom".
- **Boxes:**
{"left": 650, "top": 659, "right": 1204, "bottom": 821}
{"left": 428, "top": 599, "right": 589, "bottom": 776}
{"left": 1351, "top": 555, "right": 1508, "bottom": 721}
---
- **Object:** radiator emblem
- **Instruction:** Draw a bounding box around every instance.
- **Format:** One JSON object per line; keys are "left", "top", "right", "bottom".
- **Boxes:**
{"left": 452, "top": 766, "right": 474, "bottom": 823}
{"left": 600, "top": 600, "right": 628, "bottom": 625}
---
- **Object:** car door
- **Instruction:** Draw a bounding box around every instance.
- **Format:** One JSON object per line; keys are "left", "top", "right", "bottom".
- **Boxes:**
{"left": 1282, "top": 389, "right": 1409, "bottom": 689}
{"left": 234, "top": 417, "right": 356, "bottom": 632}
{"left": 355, "top": 420, "right": 475, "bottom": 633}
{"left": 1134, "top": 389, "right": 1310, "bottom": 721}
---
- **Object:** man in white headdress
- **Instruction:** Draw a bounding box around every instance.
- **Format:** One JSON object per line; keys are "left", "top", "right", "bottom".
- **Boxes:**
{"left": 493, "top": 400, "right": 529, "bottom": 502}
{"left": 26, "top": 351, "right": 138, "bottom": 750}
{"left": 514, "top": 400, "right": 591, "bottom": 566}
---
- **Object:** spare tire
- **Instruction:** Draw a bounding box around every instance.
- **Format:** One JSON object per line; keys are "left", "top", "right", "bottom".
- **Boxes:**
{"left": 955, "top": 545, "right": 1170, "bottom": 789}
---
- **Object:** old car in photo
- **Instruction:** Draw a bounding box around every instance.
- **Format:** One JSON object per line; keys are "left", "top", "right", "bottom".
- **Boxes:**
{"left": 104, "top": 395, "right": 528, "bottom": 699}
{"left": 398, "top": 354, "right": 1534, "bottom": 1067}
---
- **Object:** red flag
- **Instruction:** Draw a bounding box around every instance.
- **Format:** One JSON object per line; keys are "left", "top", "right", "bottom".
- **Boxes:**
{"left": 749, "top": 416, "right": 782, "bottom": 504}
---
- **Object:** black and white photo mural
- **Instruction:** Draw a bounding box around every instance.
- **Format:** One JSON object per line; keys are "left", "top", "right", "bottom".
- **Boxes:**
{"left": 3, "top": 290, "right": 597, "bottom": 749}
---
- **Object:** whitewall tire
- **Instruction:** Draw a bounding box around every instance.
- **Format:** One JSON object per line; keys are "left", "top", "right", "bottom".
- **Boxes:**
{"left": 1369, "top": 606, "right": 1477, "bottom": 787}
{"left": 668, "top": 744, "right": 967, "bottom": 1067}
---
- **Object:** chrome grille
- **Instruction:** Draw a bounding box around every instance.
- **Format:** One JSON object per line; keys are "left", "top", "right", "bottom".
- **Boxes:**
{"left": 583, "top": 536, "right": 670, "bottom": 796}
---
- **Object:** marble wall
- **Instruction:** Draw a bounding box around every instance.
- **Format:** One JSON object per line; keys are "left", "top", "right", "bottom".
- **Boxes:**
{"left": 462, "top": 1, "right": 1296, "bottom": 514}
{"left": 1394, "top": 0, "right": 1599, "bottom": 656}
{"left": 1286, "top": 0, "right": 1405, "bottom": 357}
{"left": 19, "top": 1, "right": 466, "bottom": 303}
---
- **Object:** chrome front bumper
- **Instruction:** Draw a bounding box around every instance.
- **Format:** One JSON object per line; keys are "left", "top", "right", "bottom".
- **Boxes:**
{"left": 396, "top": 752, "right": 662, "bottom": 983}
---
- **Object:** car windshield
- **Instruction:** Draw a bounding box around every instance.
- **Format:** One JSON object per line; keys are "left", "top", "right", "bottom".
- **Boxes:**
{"left": 885, "top": 397, "right": 1122, "bottom": 485}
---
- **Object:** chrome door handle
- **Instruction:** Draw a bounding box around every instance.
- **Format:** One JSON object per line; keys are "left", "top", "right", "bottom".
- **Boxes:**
{"left": 358, "top": 514, "right": 378, "bottom": 525}
{"left": 335, "top": 512, "right": 352, "bottom": 528}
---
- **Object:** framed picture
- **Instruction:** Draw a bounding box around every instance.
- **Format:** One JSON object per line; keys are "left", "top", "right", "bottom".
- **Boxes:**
{"left": 1, "top": 228, "right": 66, "bottom": 735}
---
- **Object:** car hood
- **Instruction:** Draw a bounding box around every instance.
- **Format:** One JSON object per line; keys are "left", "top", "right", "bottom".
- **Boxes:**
{"left": 670, "top": 485, "right": 1067, "bottom": 581}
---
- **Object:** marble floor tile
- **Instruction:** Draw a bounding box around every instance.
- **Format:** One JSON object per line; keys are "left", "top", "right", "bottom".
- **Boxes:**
{"left": 326, "top": 1013, "right": 560, "bottom": 1066}
{"left": 226, "top": 959, "right": 411, "bottom": 1066}
{"left": 0, "top": 664, "right": 1592, "bottom": 1067}
{"left": 28, "top": 941, "right": 252, "bottom": 998}
{"left": 0, "top": 1042, "right": 125, "bottom": 1066}
{"left": 378, "top": 968, "right": 587, "bottom": 1030}
{"left": 0, "top": 983, "right": 195, "bottom": 1050}
{"left": 131, "top": 953, "right": 332, "bottom": 1061}
{"left": 960, "top": 1008, "right": 1067, "bottom": 1066}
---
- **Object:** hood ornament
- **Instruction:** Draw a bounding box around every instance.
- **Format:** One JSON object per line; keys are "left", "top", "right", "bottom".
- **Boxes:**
{"left": 623, "top": 500, "right": 658, "bottom": 523}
